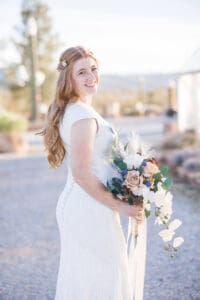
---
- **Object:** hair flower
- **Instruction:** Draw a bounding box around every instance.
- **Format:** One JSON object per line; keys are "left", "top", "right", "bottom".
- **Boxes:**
{"left": 61, "top": 60, "right": 68, "bottom": 67}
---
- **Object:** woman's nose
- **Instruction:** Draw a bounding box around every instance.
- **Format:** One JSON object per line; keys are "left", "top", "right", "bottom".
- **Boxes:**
{"left": 87, "top": 71, "right": 96, "bottom": 82}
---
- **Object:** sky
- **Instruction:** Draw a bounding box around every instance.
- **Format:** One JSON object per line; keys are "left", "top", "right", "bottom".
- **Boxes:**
{"left": 0, "top": 0, "right": 200, "bottom": 75}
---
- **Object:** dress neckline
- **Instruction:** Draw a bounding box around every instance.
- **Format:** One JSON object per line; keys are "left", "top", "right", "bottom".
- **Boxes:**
{"left": 65, "top": 101, "right": 111, "bottom": 127}
{"left": 67, "top": 101, "right": 92, "bottom": 108}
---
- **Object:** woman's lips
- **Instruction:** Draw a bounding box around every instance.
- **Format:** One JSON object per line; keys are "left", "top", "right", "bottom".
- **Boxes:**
{"left": 85, "top": 84, "right": 96, "bottom": 88}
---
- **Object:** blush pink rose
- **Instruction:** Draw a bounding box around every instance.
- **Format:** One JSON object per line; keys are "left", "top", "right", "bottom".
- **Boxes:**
{"left": 143, "top": 162, "right": 159, "bottom": 177}
{"left": 123, "top": 170, "right": 143, "bottom": 188}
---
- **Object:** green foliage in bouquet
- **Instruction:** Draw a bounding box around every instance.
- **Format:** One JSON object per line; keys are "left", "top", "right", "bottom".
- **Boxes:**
{"left": 107, "top": 177, "right": 124, "bottom": 196}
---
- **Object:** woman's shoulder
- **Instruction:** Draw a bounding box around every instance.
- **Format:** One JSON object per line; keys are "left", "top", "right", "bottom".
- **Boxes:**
{"left": 65, "top": 101, "right": 96, "bottom": 114}
{"left": 62, "top": 101, "right": 99, "bottom": 128}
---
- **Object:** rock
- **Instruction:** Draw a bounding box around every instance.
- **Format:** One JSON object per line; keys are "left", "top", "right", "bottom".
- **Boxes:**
{"left": 177, "top": 166, "right": 200, "bottom": 184}
{"left": 0, "top": 133, "right": 29, "bottom": 153}
{"left": 159, "top": 148, "right": 200, "bottom": 185}
{"left": 182, "top": 157, "right": 200, "bottom": 171}
{"left": 161, "top": 148, "right": 200, "bottom": 167}
{"left": 162, "top": 130, "right": 200, "bottom": 150}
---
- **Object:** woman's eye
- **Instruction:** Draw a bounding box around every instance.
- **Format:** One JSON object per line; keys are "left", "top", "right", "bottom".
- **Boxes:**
{"left": 79, "top": 68, "right": 98, "bottom": 75}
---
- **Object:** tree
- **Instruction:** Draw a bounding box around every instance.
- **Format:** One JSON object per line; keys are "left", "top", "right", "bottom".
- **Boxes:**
{"left": 13, "top": 0, "right": 60, "bottom": 118}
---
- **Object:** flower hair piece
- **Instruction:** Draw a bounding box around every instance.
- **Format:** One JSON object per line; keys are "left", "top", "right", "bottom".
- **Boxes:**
{"left": 61, "top": 60, "right": 68, "bottom": 68}
{"left": 88, "top": 49, "right": 94, "bottom": 55}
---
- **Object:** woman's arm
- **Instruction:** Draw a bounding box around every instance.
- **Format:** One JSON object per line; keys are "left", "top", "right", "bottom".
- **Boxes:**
{"left": 70, "top": 118, "right": 144, "bottom": 221}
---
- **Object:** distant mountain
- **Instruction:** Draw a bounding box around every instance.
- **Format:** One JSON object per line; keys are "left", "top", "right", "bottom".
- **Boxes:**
{"left": 0, "top": 68, "right": 183, "bottom": 92}
{"left": 98, "top": 73, "right": 179, "bottom": 90}
{"left": 99, "top": 48, "right": 200, "bottom": 91}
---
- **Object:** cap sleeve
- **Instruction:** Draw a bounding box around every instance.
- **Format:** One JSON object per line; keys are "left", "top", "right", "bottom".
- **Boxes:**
{"left": 68, "top": 103, "right": 98, "bottom": 129}
{"left": 60, "top": 102, "right": 99, "bottom": 145}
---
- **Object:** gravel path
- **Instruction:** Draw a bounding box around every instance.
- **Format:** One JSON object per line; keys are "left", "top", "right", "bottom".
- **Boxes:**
{"left": 0, "top": 155, "right": 199, "bottom": 300}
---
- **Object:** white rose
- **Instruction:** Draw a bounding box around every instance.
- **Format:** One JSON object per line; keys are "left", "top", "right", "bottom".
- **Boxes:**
{"left": 154, "top": 216, "right": 163, "bottom": 225}
{"left": 173, "top": 237, "right": 184, "bottom": 248}
{"left": 168, "top": 219, "right": 182, "bottom": 232}
{"left": 160, "top": 193, "right": 173, "bottom": 216}
{"left": 158, "top": 229, "right": 175, "bottom": 242}
{"left": 148, "top": 191, "right": 156, "bottom": 203}
{"left": 131, "top": 185, "right": 143, "bottom": 196}
{"left": 133, "top": 153, "right": 145, "bottom": 168}
{"left": 123, "top": 152, "right": 144, "bottom": 169}
{"left": 160, "top": 201, "right": 173, "bottom": 217}
{"left": 163, "top": 214, "right": 171, "bottom": 223}
{"left": 123, "top": 155, "right": 135, "bottom": 169}
{"left": 142, "top": 186, "right": 155, "bottom": 203}
{"left": 154, "top": 190, "right": 166, "bottom": 207}
{"left": 165, "top": 191, "right": 173, "bottom": 202}
{"left": 141, "top": 185, "right": 149, "bottom": 199}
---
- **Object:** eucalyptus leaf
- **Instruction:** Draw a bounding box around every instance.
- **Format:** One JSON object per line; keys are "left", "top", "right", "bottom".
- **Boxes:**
{"left": 162, "top": 177, "right": 172, "bottom": 190}
{"left": 128, "top": 196, "right": 133, "bottom": 205}
{"left": 160, "top": 165, "right": 169, "bottom": 176}
{"left": 164, "top": 244, "right": 170, "bottom": 251}
{"left": 145, "top": 209, "right": 151, "bottom": 218}
{"left": 113, "top": 156, "right": 127, "bottom": 170}
{"left": 124, "top": 143, "right": 128, "bottom": 151}
{"left": 153, "top": 172, "right": 162, "bottom": 181}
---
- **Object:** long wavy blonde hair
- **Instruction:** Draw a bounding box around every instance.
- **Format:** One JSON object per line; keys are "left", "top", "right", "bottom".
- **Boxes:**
{"left": 39, "top": 46, "right": 99, "bottom": 168}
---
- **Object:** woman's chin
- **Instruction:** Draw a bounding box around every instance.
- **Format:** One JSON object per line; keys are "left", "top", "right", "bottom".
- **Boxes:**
{"left": 84, "top": 87, "right": 97, "bottom": 95}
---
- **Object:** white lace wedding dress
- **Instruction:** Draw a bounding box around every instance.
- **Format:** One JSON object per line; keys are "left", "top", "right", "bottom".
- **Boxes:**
{"left": 55, "top": 101, "right": 147, "bottom": 300}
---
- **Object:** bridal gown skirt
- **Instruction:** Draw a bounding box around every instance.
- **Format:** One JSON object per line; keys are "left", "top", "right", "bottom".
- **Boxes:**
{"left": 55, "top": 173, "right": 147, "bottom": 300}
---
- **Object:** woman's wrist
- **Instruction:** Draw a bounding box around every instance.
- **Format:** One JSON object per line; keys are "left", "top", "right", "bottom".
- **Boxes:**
{"left": 111, "top": 196, "right": 122, "bottom": 212}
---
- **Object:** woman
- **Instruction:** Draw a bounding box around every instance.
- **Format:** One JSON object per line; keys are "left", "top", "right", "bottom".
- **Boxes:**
{"left": 41, "top": 46, "right": 146, "bottom": 300}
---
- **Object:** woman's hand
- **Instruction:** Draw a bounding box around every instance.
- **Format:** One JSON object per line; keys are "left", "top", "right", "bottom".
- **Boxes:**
{"left": 118, "top": 201, "right": 145, "bottom": 223}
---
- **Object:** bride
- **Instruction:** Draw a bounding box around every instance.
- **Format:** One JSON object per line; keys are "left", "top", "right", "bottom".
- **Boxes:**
{"left": 40, "top": 46, "right": 146, "bottom": 300}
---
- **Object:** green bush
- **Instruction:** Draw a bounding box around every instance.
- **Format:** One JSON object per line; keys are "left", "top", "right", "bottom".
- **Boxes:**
{"left": 0, "top": 113, "right": 27, "bottom": 133}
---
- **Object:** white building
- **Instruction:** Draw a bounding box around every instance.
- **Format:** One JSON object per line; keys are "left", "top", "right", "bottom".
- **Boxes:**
{"left": 177, "top": 49, "right": 200, "bottom": 134}
{"left": 177, "top": 70, "right": 200, "bottom": 133}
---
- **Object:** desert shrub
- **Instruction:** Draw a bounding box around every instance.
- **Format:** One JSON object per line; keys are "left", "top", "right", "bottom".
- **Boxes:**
{"left": 0, "top": 112, "right": 27, "bottom": 133}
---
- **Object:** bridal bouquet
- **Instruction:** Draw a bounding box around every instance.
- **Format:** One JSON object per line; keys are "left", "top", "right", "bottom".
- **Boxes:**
{"left": 107, "top": 131, "right": 184, "bottom": 257}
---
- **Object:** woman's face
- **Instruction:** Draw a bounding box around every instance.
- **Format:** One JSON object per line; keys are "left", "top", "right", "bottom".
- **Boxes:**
{"left": 71, "top": 57, "right": 99, "bottom": 99}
